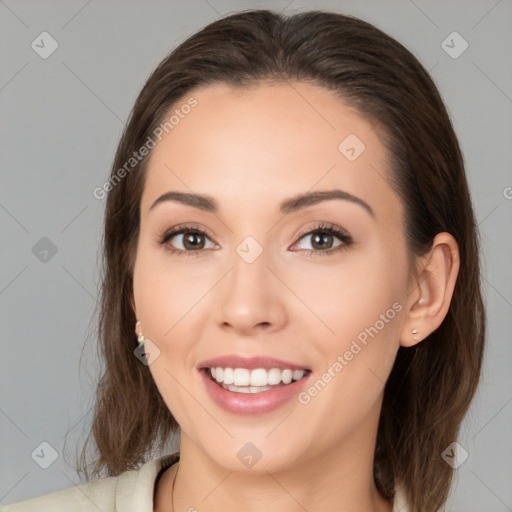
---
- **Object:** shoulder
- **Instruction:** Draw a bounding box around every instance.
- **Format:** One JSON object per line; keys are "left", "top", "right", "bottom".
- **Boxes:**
{"left": 1, "top": 452, "right": 180, "bottom": 512}
{"left": 0, "top": 475, "right": 118, "bottom": 512}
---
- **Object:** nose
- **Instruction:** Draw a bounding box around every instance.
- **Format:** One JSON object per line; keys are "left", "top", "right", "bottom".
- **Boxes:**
{"left": 215, "top": 251, "right": 287, "bottom": 336}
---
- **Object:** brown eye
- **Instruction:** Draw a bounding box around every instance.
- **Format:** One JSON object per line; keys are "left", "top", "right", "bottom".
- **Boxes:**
{"left": 159, "top": 226, "right": 216, "bottom": 255}
{"left": 292, "top": 223, "right": 353, "bottom": 256}
{"left": 180, "top": 232, "right": 207, "bottom": 250}
{"left": 309, "top": 232, "right": 337, "bottom": 250}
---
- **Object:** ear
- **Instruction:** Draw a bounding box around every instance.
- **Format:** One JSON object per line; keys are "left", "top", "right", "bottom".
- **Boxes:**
{"left": 399, "top": 232, "right": 460, "bottom": 347}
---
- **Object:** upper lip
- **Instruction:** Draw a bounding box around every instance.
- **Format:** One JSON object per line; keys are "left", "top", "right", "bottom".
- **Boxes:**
{"left": 197, "top": 355, "right": 311, "bottom": 371}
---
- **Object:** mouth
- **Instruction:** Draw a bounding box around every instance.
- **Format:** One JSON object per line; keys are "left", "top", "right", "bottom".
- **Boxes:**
{"left": 196, "top": 354, "right": 313, "bottom": 414}
{"left": 201, "top": 366, "right": 312, "bottom": 394}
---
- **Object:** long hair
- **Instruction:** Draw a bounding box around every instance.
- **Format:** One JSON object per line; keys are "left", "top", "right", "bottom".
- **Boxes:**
{"left": 78, "top": 9, "right": 486, "bottom": 511}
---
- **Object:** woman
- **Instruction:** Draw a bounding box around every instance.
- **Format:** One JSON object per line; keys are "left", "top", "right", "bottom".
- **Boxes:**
{"left": 3, "top": 8, "right": 485, "bottom": 512}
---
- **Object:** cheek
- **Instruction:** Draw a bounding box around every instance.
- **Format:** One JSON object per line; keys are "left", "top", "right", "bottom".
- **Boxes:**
{"left": 289, "top": 242, "right": 406, "bottom": 339}
{"left": 133, "top": 240, "right": 208, "bottom": 333}
{"left": 132, "top": 244, "right": 216, "bottom": 391}
{"left": 132, "top": 249, "right": 201, "bottom": 419}
{"left": 293, "top": 287, "right": 403, "bottom": 441}
{"left": 289, "top": 238, "right": 406, "bottom": 391}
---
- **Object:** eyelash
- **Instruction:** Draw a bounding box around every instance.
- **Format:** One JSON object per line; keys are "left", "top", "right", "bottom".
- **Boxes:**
{"left": 157, "top": 223, "right": 353, "bottom": 258}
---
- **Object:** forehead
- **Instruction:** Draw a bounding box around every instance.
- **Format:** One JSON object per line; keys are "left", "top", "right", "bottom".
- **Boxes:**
{"left": 141, "top": 81, "right": 402, "bottom": 222}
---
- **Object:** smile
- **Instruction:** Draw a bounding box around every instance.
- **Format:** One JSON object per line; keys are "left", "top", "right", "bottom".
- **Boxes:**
{"left": 199, "top": 367, "right": 312, "bottom": 414}
{"left": 208, "top": 367, "right": 309, "bottom": 392}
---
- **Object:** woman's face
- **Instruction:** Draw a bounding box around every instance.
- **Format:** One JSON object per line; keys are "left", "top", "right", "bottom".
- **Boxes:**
{"left": 132, "top": 81, "right": 412, "bottom": 472}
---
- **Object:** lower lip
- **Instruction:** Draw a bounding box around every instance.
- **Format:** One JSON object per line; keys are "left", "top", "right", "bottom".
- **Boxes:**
{"left": 199, "top": 368, "right": 312, "bottom": 415}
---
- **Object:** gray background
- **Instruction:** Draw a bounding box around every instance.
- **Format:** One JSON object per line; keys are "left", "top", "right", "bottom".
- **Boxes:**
{"left": 1, "top": 0, "right": 511, "bottom": 510}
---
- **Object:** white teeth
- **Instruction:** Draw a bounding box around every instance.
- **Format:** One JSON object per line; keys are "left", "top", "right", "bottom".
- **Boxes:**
{"left": 292, "top": 369, "right": 304, "bottom": 381}
{"left": 209, "top": 367, "right": 307, "bottom": 387}
{"left": 221, "top": 383, "right": 274, "bottom": 393}
{"left": 233, "top": 368, "right": 250, "bottom": 386}
{"left": 222, "top": 367, "right": 234, "bottom": 385}
{"left": 250, "top": 368, "right": 268, "bottom": 387}
{"left": 267, "top": 368, "right": 282, "bottom": 385}
{"left": 214, "top": 367, "right": 224, "bottom": 383}
{"left": 282, "top": 369, "right": 293, "bottom": 384}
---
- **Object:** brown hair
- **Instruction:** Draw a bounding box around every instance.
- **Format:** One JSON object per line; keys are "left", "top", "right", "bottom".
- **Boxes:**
{"left": 78, "top": 9, "right": 486, "bottom": 511}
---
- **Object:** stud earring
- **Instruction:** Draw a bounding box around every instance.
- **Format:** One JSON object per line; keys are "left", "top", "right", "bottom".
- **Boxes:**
{"left": 135, "top": 320, "right": 145, "bottom": 345}
{"left": 411, "top": 328, "right": 419, "bottom": 341}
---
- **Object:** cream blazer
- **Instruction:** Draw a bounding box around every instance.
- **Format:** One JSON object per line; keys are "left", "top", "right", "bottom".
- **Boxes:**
{"left": 2, "top": 452, "right": 409, "bottom": 511}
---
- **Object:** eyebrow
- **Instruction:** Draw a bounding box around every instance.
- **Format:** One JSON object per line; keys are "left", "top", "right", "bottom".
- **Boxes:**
{"left": 149, "top": 189, "right": 375, "bottom": 218}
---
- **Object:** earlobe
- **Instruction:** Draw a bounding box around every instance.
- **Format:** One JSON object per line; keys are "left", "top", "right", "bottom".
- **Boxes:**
{"left": 400, "top": 232, "right": 460, "bottom": 347}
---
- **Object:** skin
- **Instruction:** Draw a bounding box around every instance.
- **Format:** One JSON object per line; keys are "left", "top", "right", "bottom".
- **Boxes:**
{"left": 131, "top": 81, "right": 459, "bottom": 512}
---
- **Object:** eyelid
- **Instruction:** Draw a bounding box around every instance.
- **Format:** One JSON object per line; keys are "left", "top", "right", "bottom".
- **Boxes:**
{"left": 158, "top": 222, "right": 353, "bottom": 256}
{"left": 293, "top": 222, "right": 351, "bottom": 242}
{"left": 157, "top": 223, "right": 218, "bottom": 251}
{"left": 290, "top": 223, "right": 353, "bottom": 252}
{"left": 160, "top": 222, "right": 215, "bottom": 241}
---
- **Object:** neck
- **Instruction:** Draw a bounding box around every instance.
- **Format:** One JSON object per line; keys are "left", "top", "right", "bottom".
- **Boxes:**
{"left": 163, "top": 411, "right": 393, "bottom": 512}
